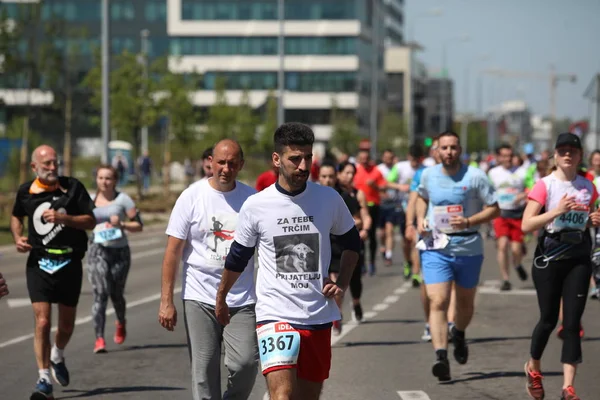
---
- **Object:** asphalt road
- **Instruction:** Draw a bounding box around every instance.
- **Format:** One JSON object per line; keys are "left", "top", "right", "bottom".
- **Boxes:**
{"left": 2, "top": 228, "right": 600, "bottom": 400}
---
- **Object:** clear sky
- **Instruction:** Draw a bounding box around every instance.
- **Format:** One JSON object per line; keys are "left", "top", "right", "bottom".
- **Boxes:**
{"left": 404, "top": 0, "right": 600, "bottom": 120}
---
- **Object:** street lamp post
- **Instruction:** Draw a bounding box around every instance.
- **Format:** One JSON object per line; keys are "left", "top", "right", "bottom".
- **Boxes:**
{"left": 140, "top": 29, "right": 150, "bottom": 155}
{"left": 101, "top": 0, "right": 110, "bottom": 164}
{"left": 277, "top": 0, "right": 284, "bottom": 127}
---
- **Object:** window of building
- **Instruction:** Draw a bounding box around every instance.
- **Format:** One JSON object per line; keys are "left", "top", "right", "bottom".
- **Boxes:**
{"left": 111, "top": 1, "right": 135, "bottom": 21}
{"left": 181, "top": 0, "right": 355, "bottom": 20}
{"left": 145, "top": 1, "right": 167, "bottom": 22}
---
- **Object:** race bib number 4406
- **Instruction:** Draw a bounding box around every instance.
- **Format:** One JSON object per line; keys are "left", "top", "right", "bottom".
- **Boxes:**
{"left": 554, "top": 204, "right": 589, "bottom": 231}
{"left": 256, "top": 322, "right": 301, "bottom": 373}
{"left": 433, "top": 205, "right": 464, "bottom": 233}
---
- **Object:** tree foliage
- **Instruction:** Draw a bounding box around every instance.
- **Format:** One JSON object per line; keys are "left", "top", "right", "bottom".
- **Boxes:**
{"left": 257, "top": 90, "right": 278, "bottom": 158}
{"left": 204, "top": 76, "right": 234, "bottom": 146}
{"left": 329, "top": 96, "right": 360, "bottom": 156}
{"left": 379, "top": 111, "right": 409, "bottom": 156}
{"left": 235, "top": 88, "right": 259, "bottom": 155}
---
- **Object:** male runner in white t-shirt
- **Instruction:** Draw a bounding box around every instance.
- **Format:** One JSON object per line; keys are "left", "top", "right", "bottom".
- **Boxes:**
{"left": 159, "top": 139, "right": 259, "bottom": 400}
{"left": 215, "top": 123, "right": 361, "bottom": 400}
{"left": 487, "top": 144, "right": 529, "bottom": 291}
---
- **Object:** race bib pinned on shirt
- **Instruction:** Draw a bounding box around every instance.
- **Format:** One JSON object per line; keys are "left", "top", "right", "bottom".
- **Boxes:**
{"left": 93, "top": 223, "right": 123, "bottom": 244}
{"left": 256, "top": 322, "right": 301, "bottom": 373}
{"left": 497, "top": 187, "right": 519, "bottom": 209}
{"left": 433, "top": 205, "right": 464, "bottom": 233}
{"left": 38, "top": 257, "right": 71, "bottom": 274}
{"left": 554, "top": 204, "right": 589, "bottom": 231}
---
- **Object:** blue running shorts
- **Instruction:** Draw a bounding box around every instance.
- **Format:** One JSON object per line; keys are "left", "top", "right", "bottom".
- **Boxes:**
{"left": 420, "top": 251, "right": 484, "bottom": 289}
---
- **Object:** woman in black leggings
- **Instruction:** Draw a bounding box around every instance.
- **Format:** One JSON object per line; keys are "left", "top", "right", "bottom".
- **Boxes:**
{"left": 522, "top": 133, "right": 600, "bottom": 400}
{"left": 336, "top": 161, "right": 372, "bottom": 322}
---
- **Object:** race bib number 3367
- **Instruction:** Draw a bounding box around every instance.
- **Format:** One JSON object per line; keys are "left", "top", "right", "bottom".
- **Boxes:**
{"left": 256, "top": 322, "right": 301, "bottom": 372}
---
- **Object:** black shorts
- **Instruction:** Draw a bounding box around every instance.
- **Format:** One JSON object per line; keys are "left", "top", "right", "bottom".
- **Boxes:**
{"left": 26, "top": 257, "right": 83, "bottom": 307}
{"left": 379, "top": 203, "right": 405, "bottom": 232}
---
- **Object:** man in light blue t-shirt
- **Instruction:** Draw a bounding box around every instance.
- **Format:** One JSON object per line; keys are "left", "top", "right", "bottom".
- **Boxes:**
{"left": 416, "top": 131, "right": 499, "bottom": 382}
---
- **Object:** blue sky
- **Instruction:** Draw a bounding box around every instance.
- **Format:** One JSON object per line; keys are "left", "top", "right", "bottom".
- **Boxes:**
{"left": 404, "top": 0, "right": 600, "bottom": 120}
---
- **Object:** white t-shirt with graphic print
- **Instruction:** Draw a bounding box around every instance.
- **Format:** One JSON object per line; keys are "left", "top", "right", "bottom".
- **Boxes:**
{"left": 234, "top": 182, "right": 356, "bottom": 326}
{"left": 166, "top": 178, "right": 257, "bottom": 307}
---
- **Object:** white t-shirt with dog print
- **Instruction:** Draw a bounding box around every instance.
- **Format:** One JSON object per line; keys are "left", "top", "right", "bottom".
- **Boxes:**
{"left": 166, "top": 178, "right": 257, "bottom": 307}
{"left": 234, "top": 182, "right": 356, "bottom": 325}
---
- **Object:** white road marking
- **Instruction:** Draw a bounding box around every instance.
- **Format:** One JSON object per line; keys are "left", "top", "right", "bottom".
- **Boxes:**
{"left": 363, "top": 311, "right": 377, "bottom": 319}
{"left": 394, "top": 287, "right": 407, "bottom": 295}
{"left": 384, "top": 295, "right": 400, "bottom": 304}
{"left": 478, "top": 287, "right": 536, "bottom": 295}
{"left": 6, "top": 298, "right": 31, "bottom": 308}
{"left": 128, "top": 237, "right": 161, "bottom": 248}
{"left": 397, "top": 390, "right": 431, "bottom": 400}
{"left": 372, "top": 303, "right": 389, "bottom": 311}
{"left": 482, "top": 279, "right": 501, "bottom": 287}
{"left": 132, "top": 248, "right": 166, "bottom": 260}
{"left": 0, "top": 287, "right": 182, "bottom": 349}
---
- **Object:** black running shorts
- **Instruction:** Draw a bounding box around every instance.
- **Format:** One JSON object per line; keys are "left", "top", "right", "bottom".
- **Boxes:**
{"left": 26, "top": 257, "right": 83, "bottom": 307}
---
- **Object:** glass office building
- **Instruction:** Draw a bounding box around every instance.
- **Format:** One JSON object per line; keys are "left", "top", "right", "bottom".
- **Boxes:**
{"left": 0, "top": 0, "right": 402, "bottom": 143}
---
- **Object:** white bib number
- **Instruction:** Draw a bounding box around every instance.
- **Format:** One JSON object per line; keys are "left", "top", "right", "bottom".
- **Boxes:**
{"left": 256, "top": 322, "right": 301, "bottom": 373}
{"left": 93, "top": 223, "right": 123, "bottom": 244}
{"left": 38, "top": 258, "right": 71, "bottom": 274}
{"left": 554, "top": 205, "right": 589, "bottom": 231}
{"left": 497, "top": 188, "right": 518, "bottom": 209}
{"left": 433, "top": 205, "right": 463, "bottom": 233}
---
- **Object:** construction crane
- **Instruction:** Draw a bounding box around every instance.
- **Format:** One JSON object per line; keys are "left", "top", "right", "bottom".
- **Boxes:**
{"left": 482, "top": 66, "right": 577, "bottom": 142}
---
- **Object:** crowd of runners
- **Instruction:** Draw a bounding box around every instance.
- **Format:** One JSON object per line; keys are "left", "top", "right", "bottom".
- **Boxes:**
{"left": 2, "top": 124, "right": 600, "bottom": 400}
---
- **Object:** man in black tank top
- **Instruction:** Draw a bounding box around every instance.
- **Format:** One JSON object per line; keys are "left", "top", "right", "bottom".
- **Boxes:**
{"left": 11, "top": 145, "right": 95, "bottom": 400}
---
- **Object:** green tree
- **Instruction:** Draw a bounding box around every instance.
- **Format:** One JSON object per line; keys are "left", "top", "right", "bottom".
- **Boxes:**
{"left": 82, "top": 50, "right": 160, "bottom": 198}
{"left": 453, "top": 119, "right": 488, "bottom": 153}
{"left": 204, "top": 76, "right": 234, "bottom": 145}
{"left": 235, "top": 88, "right": 258, "bottom": 154}
{"left": 4, "top": 117, "right": 44, "bottom": 189}
{"left": 0, "top": 3, "right": 44, "bottom": 183}
{"left": 329, "top": 96, "right": 360, "bottom": 156}
{"left": 40, "top": 22, "right": 90, "bottom": 177}
{"left": 379, "top": 111, "right": 408, "bottom": 156}
{"left": 155, "top": 59, "right": 201, "bottom": 195}
{"left": 257, "top": 90, "right": 278, "bottom": 158}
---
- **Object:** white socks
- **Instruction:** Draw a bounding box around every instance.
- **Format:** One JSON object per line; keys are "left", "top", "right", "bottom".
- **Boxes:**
{"left": 50, "top": 343, "right": 64, "bottom": 364}
{"left": 385, "top": 250, "right": 393, "bottom": 260}
{"left": 39, "top": 369, "right": 51, "bottom": 382}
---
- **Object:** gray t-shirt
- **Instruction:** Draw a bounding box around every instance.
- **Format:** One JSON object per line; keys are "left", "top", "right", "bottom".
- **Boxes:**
{"left": 91, "top": 192, "right": 136, "bottom": 248}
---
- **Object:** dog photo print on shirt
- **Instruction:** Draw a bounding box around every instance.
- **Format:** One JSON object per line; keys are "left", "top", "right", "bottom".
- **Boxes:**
{"left": 274, "top": 233, "right": 319, "bottom": 273}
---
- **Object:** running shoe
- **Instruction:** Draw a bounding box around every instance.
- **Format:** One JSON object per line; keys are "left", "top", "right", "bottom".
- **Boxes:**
{"left": 524, "top": 363, "right": 544, "bottom": 400}
{"left": 560, "top": 386, "right": 580, "bottom": 400}
{"left": 30, "top": 378, "right": 54, "bottom": 400}
{"left": 114, "top": 321, "right": 126, "bottom": 345}
{"left": 500, "top": 280, "right": 512, "bottom": 291}
{"left": 590, "top": 286, "right": 599, "bottom": 300}
{"left": 403, "top": 262, "right": 411, "bottom": 280}
{"left": 432, "top": 357, "right": 451, "bottom": 382}
{"left": 515, "top": 265, "right": 528, "bottom": 281}
{"left": 50, "top": 359, "right": 69, "bottom": 387}
{"left": 353, "top": 303, "right": 363, "bottom": 323}
{"left": 421, "top": 324, "right": 432, "bottom": 342}
{"left": 411, "top": 273, "right": 421, "bottom": 288}
{"left": 450, "top": 326, "right": 469, "bottom": 364}
{"left": 94, "top": 337, "right": 107, "bottom": 354}
{"left": 368, "top": 263, "right": 376, "bottom": 276}
{"left": 332, "top": 320, "right": 342, "bottom": 336}
{"left": 384, "top": 257, "right": 393, "bottom": 267}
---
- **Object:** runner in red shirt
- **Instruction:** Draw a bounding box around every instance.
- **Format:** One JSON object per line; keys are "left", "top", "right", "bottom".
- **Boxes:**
{"left": 354, "top": 149, "right": 387, "bottom": 275}
{"left": 256, "top": 165, "right": 278, "bottom": 192}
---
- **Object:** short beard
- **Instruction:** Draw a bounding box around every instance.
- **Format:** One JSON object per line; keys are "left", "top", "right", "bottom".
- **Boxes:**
{"left": 37, "top": 170, "right": 58, "bottom": 183}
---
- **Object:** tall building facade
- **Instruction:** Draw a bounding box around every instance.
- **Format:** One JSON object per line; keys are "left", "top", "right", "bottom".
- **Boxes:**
{"left": 1, "top": 0, "right": 396, "bottom": 148}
